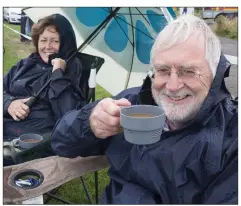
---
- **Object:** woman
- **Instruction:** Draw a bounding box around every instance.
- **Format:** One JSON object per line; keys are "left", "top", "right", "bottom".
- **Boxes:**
{"left": 3, "top": 14, "right": 87, "bottom": 140}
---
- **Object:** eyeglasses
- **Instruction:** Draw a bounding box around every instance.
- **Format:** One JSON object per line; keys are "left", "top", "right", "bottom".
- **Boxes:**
{"left": 150, "top": 66, "right": 201, "bottom": 80}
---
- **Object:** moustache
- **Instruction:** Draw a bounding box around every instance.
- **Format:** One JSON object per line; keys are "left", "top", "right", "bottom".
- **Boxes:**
{"left": 159, "top": 88, "right": 193, "bottom": 98}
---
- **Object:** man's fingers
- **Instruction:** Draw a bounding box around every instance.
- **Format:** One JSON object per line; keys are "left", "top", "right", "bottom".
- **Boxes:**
{"left": 114, "top": 98, "right": 132, "bottom": 107}
{"left": 101, "top": 98, "right": 131, "bottom": 116}
{"left": 97, "top": 110, "right": 120, "bottom": 127}
{"left": 90, "top": 97, "right": 131, "bottom": 139}
{"left": 93, "top": 127, "right": 122, "bottom": 139}
{"left": 99, "top": 98, "right": 118, "bottom": 116}
{"left": 106, "top": 98, "right": 131, "bottom": 116}
{"left": 92, "top": 128, "right": 111, "bottom": 139}
{"left": 92, "top": 116, "right": 121, "bottom": 132}
{"left": 90, "top": 110, "right": 123, "bottom": 138}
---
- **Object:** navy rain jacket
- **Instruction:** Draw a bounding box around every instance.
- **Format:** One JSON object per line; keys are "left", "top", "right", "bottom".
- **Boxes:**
{"left": 3, "top": 14, "right": 87, "bottom": 140}
{"left": 51, "top": 54, "right": 238, "bottom": 204}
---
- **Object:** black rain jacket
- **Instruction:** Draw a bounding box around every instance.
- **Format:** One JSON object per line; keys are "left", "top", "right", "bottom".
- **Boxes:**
{"left": 3, "top": 14, "right": 87, "bottom": 139}
{"left": 51, "top": 54, "right": 238, "bottom": 204}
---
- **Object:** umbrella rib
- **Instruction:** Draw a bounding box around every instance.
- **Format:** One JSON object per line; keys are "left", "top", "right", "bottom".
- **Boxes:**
{"left": 102, "top": 7, "right": 165, "bottom": 16}
{"left": 80, "top": 12, "right": 117, "bottom": 50}
{"left": 100, "top": 7, "right": 164, "bottom": 40}
{"left": 99, "top": 7, "right": 155, "bottom": 40}
{"left": 124, "top": 8, "right": 135, "bottom": 89}
{"left": 68, "top": 7, "right": 120, "bottom": 58}
{"left": 90, "top": 7, "right": 133, "bottom": 47}
{"left": 113, "top": 16, "right": 134, "bottom": 47}
{"left": 113, "top": 14, "right": 154, "bottom": 40}
{"left": 134, "top": 7, "right": 151, "bottom": 25}
{"left": 115, "top": 13, "right": 163, "bottom": 16}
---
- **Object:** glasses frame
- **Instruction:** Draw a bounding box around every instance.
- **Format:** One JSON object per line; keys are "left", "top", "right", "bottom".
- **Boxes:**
{"left": 149, "top": 66, "right": 202, "bottom": 81}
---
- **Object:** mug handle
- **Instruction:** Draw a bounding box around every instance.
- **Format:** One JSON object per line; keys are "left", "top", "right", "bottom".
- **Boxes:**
{"left": 12, "top": 139, "right": 20, "bottom": 148}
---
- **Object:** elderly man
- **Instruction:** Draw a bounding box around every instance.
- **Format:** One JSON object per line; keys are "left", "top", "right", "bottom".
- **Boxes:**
{"left": 51, "top": 15, "right": 237, "bottom": 204}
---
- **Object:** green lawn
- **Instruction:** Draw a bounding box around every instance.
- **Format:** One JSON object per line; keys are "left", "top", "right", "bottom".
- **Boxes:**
{"left": 3, "top": 21, "right": 111, "bottom": 204}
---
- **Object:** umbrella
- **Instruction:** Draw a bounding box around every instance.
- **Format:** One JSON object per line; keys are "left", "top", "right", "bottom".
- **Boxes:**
{"left": 25, "top": 7, "right": 176, "bottom": 95}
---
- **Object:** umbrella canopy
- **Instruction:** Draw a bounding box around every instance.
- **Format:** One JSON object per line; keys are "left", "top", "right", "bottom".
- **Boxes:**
{"left": 24, "top": 7, "right": 176, "bottom": 95}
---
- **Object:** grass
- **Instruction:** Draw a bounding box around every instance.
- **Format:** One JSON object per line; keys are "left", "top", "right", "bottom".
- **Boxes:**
{"left": 3, "top": 23, "right": 34, "bottom": 73}
{"left": 211, "top": 16, "right": 238, "bottom": 40}
{"left": 3, "top": 21, "right": 111, "bottom": 204}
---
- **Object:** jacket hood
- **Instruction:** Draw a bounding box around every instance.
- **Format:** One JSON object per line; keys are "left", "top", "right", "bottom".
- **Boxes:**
{"left": 139, "top": 54, "right": 232, "bottom": 127}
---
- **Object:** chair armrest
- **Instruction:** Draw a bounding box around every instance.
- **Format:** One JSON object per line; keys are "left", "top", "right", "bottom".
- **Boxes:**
{"left": 4, "top": 155, "right": 110, "bottom": 204}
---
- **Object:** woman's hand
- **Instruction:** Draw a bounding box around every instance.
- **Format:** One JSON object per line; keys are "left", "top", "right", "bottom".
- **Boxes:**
{"left": 51, "top": 58, "right": 66, "bottom": 72}
{"left": 7, "top": 98, "right": 31, "bottom": 121}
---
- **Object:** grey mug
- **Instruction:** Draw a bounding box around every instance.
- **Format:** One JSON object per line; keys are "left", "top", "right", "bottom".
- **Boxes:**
{"left": 120, "top": 105, "right": 165, "bottom": 145}
{"left": 12, "top": 133, "right": 43, "bottom": 150}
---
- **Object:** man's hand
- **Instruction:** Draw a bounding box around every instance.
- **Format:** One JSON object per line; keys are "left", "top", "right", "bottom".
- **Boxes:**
{"left": 90, "top": 98, "right": 131, "bottom": 139}
{"left": 7, "top": 98, "right": 31, "bottom": 121}
{"left": 51, "top": 58, "right": 66, "bottom": 72}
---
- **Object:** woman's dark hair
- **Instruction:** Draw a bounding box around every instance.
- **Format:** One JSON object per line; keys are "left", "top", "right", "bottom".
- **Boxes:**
{"left": 31, "top": 15, "right": 59, "bottom": 53}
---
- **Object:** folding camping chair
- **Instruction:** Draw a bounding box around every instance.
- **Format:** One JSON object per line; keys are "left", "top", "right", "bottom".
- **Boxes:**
{"left": 3, "top": 155, "right": 110, "bottom": 204}
{"left": 3, "top": 52, "right": 105, "bottom": 204}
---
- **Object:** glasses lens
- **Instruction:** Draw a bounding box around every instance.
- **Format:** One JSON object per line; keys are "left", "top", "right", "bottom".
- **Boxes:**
{"left": 179, "top": 69, "right": 196, "bottom": 79}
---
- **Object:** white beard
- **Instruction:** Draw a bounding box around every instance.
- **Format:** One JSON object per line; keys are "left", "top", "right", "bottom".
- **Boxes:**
{"left": 152, "top": 88, "right": 204, "bottom": 123}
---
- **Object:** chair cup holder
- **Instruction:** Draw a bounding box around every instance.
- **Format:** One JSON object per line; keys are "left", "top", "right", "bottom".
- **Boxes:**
{"left": 12, "top": 169, "right": 44, "bottom": 190}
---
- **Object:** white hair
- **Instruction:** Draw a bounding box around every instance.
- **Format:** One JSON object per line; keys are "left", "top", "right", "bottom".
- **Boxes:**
{"left": 150, "top": 14, "right": 221, "bottom": 78}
